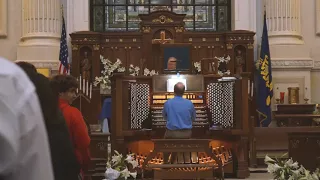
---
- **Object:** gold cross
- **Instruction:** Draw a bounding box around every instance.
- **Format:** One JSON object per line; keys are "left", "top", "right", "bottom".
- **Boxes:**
{"left": 152, "top": 30, "right": 173, "bottom": 44}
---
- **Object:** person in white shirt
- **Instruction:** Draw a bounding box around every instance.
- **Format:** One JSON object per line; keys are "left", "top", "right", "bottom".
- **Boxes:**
{"left": 0, "top": 57, "right": 54, "bottom": 180}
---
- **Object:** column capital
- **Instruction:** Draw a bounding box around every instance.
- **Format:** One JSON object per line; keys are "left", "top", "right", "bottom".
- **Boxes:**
{"left": 18, "top": 0, "right": 61, "bottom": 67}
{"left": 265, "top": 0, "right": 303, "bottom": 45}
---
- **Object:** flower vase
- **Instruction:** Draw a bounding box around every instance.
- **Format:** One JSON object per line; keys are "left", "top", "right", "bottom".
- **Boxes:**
{"left": 100, "top": 87, "right": 111, "bottom": 95}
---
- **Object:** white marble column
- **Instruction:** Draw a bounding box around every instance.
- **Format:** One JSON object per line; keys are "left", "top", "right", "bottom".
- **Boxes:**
{"left": 234, "top": 0, "right": 256, "bottom": 32}
{"left": 17, "top": 0, "right": 61, "bottom": 70}
{"left": 265, "top": 0, "right": 303, "bottom": 45}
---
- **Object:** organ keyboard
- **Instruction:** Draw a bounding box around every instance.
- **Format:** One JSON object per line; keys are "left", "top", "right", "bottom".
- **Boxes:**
{"left": 151, "top": 92, "right": 209, "bottom": 128}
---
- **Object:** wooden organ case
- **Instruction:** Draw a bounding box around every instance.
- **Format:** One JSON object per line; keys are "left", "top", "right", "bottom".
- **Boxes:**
{"left": 69, "top": 10, "right": 255, "bottom": 179}
{"left": 111, "top": 74, "right": 251, "bottom": 179}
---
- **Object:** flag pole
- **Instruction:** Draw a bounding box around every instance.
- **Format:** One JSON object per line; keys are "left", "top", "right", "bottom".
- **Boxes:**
{"left": 61, "top": 4, "right": 64, "bottom": 17}
{"left": 263, "top": 0, "right": 266, "bottom": 15}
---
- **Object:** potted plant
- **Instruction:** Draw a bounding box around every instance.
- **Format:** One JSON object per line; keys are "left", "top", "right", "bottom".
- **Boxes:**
{"left": 265, "top": 155, "right": 320, "bottom": 180}
{"left": 104, "top": 150, "right": 138, "bottom": 180}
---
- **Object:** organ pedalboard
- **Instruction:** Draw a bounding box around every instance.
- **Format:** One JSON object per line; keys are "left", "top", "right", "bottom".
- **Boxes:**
{"left": 151, "top": 92, "right": 209, "bottom": 128}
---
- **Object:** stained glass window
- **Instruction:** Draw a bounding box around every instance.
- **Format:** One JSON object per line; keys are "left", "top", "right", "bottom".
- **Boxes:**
{"left": 90, "top": 0, "right": 231, "bottom": 31}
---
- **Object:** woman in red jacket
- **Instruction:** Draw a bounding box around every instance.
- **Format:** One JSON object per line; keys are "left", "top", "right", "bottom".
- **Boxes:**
{"left": 50, "top": 75, "right": 91, "bottom": 179}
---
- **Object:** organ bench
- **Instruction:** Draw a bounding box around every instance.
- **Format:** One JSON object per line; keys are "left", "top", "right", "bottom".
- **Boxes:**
{"left": 142, "top": 139, "right": 224, "bottom": 180}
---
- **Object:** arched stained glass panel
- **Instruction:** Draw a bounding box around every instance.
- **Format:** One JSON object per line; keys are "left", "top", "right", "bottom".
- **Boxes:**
{"left": 90, "top": 0, "right": 231, "bottom": 31}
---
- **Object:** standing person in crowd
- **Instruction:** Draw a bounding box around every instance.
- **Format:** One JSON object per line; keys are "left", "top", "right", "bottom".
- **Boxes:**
{"left": 16, "top": 62, "right": 80, "bottom": 180}
{"left": 0, "top": 58, "right": 54, "bottom": 180}
{"left": 50, "top": 75, "right": 91, "bottom": 179}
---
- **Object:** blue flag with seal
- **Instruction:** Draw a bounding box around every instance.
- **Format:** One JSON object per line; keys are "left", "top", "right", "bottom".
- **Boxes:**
{"left": 256, "top": 13, "right": 273, "bottom": 127}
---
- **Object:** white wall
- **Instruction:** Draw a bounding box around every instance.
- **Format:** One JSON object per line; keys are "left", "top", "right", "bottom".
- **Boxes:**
{"left": 0, "top": 0, "right": 21, "bottom": 61}
{"left": 66, "top": 0, "right": 89, "bottom": 34}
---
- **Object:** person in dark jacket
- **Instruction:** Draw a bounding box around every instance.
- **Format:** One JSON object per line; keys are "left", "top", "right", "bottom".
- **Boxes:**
{"left": 16, "top": 62, "right": 80, "bottom": 180}
{"left": 50, "top": 75, "right": 91, "bottom": 179}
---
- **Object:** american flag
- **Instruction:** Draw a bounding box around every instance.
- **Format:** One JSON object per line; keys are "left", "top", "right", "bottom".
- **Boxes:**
{"left": 58, "top": 15, "right": 69, "bottom": 74}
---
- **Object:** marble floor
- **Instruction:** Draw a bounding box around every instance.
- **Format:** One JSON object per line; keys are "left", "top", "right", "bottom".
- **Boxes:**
{"left": 227, "top": 173, "right": 272, "bottom": 180}
{"left": 227, "top": 168, "right": 272, "bottom": 180}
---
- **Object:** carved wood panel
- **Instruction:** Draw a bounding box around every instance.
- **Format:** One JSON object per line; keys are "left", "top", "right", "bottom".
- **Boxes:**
{"left": 101, "top": 47, "right": 114, "bottom": 62}
{"left": 114, "top": 47, "right": 127, "bottom": 63}
{"left": 127, "top": 46, "right": 142, "bottom": 69}
{"left": 70, "top": 12, "right": 255, "bottom": 125}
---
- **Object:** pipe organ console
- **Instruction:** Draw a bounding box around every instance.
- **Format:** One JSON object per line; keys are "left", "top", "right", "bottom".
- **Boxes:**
{"left": 151, "top": 92, "right": 209, "bottom": 129}
{"left": 111, "top": 73, "right": 251, "bottom": 179}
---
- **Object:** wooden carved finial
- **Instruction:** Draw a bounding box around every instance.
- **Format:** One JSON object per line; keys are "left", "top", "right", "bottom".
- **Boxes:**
{"left": 139, "top": 58, "right": 146, "bottom": 75}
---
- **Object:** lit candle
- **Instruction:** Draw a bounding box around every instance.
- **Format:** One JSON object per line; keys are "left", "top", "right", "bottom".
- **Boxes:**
{"left": 251, "top": 82, "right": 254, "bottom": 97}
{"left": 89, "top": 84, "right": 92, "bottom": 99}
{"left": 82, "top": 79, "right": 85, "bottom": 93}
{"left": 76, "top": 88, "right": 78, "bottom": 94}
{"left": 79, "top": 75, "right": 82, "bottom": 91}
{"left": 248, "top": 80, "right": 250, "bottom": 95}
{"left": 86, "top": 81, "right": 89, "bottom": 96}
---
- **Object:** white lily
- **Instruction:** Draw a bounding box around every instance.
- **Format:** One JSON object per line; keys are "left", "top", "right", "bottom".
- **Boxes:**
{"left": 125, "top": 154, "right": 134, "bottom": 162}
{"left": 111, "top": 153, "right": 122, "bottom": 165}
{"left": 128, "top": 159, "right": 139, "bottom": 169}
{"left": 120, "top": 168, "right": 137, "bottom": 179}
{"left": 264, "top": 155, "right": 276, "bottom": 164}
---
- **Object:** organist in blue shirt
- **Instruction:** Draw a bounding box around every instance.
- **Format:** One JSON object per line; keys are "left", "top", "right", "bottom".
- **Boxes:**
{"left": 163, "top": 82, "right": 196, "bottom": 133}
{"left": 162, "top": 82, "right": 196, "bottom": 163}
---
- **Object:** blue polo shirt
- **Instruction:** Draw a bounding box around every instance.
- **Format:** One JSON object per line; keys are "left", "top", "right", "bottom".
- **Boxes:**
{"left": 162, "top": 96, "right": 196, "bottom": 130}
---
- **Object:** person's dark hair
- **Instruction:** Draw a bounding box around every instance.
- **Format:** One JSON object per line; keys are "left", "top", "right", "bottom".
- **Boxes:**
{"left": 174, "top": 82, "right": 185, "bottom": 96}
{"left": 50, "top": 75, "right": 79, "bottom": 95}
{"left": 20, "top": 70, "right": 60, "bottom": 125}
{"left": 19, "top": 71, "right": 81, "bottom": 179}
{"left": 16, "top": 61, "right": 37, "bottom": 73}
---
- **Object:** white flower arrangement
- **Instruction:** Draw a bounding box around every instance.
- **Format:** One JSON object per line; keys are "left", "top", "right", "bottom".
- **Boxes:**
{"left": 215, "top": 55, "right": 231, "bottom": 65}
{"left": 128, "top": 64, "right": 159, "bottom": 77}
{"left": 128, "top": 64, "right": 140, "bottom": 76}
{"left": 192, "top": 56, "right": 230, "bottom": 75}
{"left": 218, "top": 70, "right": 231, "bottom": 76}
{"left": 265, "top": 155, "right": 320, "bottom": 180}
{"left": 215, "top": 55, "right": 231, "bottom": 76}
{"left": 104, "top": 150, "right": 138, "bottom": 180}
{"left": 143, "top": 68, "right": 159, "bottom": 76}
{"left": 194, "top": 62, "right": 201, "bottom": 72}
{"left": 94, "top": 55, "right": 126, "bottom": 90}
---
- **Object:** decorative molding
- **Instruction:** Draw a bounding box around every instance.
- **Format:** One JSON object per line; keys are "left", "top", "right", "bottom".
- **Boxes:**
{"left": 175, "top": 26, "right": 184, "bottom": 33}
{"left": 93, "top": 44, "right": 100, "bottom": 50}
{"left": 0, "top": 0, "right": 7, "bottom": 37}
{"left": 317, "top": 0, "right": 320, "bottom": 35}
{"left": 152, "top": 15, "right": 173, "bottom": 24}
{"left": 226, "top": 43, "right": 233, "bottom": 49}
{"left": 313, "top": 61, "right": 320, "bottom": 69}
{"left": 271, "top": 59, "right": 313, "bottom": 69}
{"left": 72, "top": 44, "right": 79, "bottom": 50}
{"left": 15, "top": 60, "right": 59, "bottom": 70}
{"left": 247, "top": 43, "right": 253, "bottom": 49}
{"left": 141, "top": 26, "right": 151, "bottom": 33}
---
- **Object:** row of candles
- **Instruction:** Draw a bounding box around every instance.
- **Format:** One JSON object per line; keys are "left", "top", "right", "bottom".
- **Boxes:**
{"left": 77, "top": 75, "right": 93, "bottom": 99}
